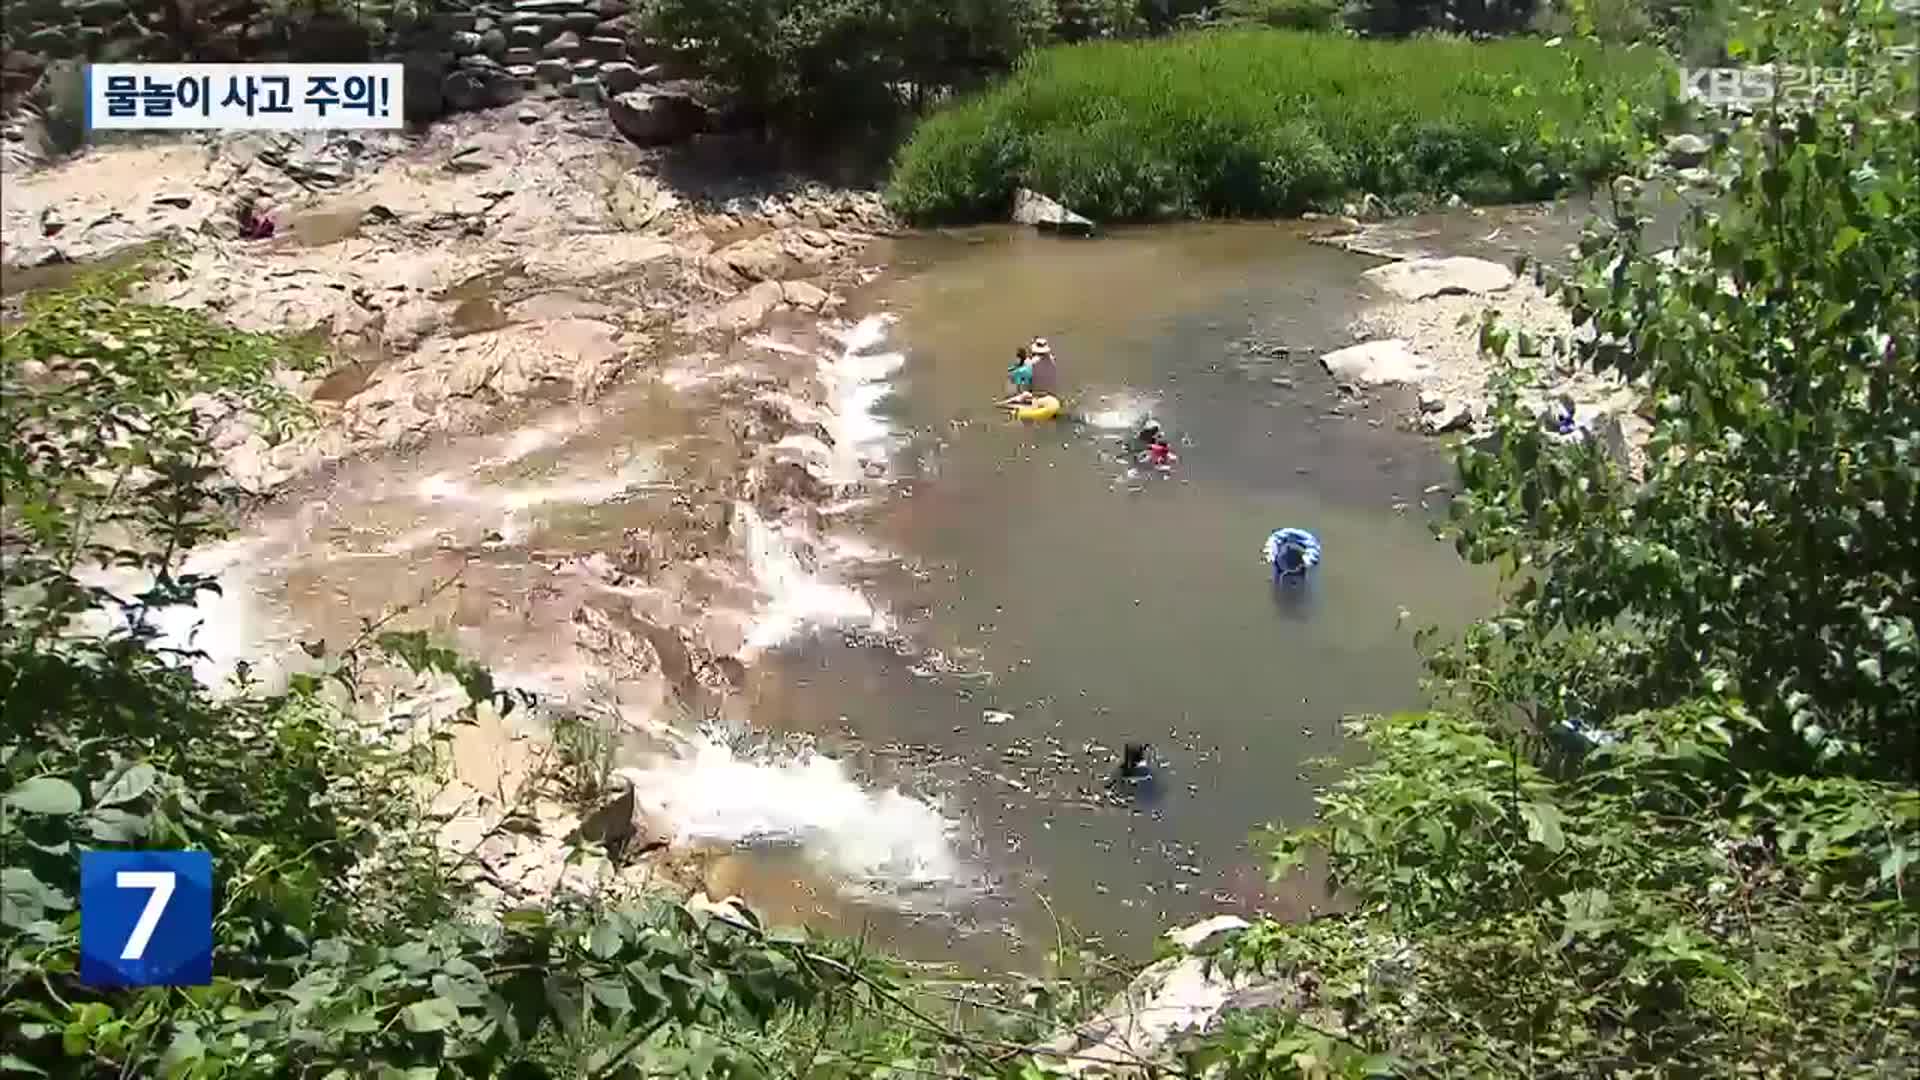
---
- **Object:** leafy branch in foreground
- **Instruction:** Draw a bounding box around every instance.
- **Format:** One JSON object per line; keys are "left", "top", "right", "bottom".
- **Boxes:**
{"left": 1183, "top": 1, "right": 1920, "bottom": 1076}
{"left": 0, "top": 268, "right": 1113, "bottom": 1079}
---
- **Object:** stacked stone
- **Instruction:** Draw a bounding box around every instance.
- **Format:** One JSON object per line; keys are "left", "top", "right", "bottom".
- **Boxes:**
{"left": 497, "top": 0, "right": 640, "bottom": 104}
{"left": 0, "top": 0, "right": 658, "bottom": 123}
{"left": 1, "top": 0, "right": 183, "bottom": 110}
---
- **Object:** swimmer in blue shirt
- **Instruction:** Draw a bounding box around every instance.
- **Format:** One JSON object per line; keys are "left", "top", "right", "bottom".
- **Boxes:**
{"left": 1001, "top": 344, "right": 1038, "bottom": 407}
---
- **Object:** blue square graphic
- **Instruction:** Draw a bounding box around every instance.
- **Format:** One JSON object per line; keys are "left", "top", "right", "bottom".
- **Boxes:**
{"left": 79, "top": 850, "right": 213, "bottom": 988}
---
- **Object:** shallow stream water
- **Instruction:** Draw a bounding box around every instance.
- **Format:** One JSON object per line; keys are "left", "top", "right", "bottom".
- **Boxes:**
{"left": 728, "top": 221, "right": 1521, "bottom": 965}
{"left": 88, "top": 201, "right": 1647, "bottom": 973}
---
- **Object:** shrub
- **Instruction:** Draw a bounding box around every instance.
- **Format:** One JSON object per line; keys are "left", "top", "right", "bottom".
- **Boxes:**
{"left": 888, "top": 28, "right": 1668, "bottom": 222}
{"left": 0, "top": 263, "right": 1115, "bottom": 1078}
{"left": 1216, "top": 0, "right": 1346, "bottom": 31}
{"left": 1186, "top": 2, "right": 1920, "bottom": 1075}
{"left": 646, "top": 0, "right": 1056, "bottom": 131}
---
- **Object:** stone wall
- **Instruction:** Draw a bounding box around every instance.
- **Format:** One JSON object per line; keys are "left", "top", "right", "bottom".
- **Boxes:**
{"left": 0, "top": 0, "right": 652, "bottom": 124}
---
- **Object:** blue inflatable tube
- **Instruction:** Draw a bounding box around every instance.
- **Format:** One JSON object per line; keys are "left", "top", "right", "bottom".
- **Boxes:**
{"left": 1263, "top": 528, "right": 1322, "bottom": 579}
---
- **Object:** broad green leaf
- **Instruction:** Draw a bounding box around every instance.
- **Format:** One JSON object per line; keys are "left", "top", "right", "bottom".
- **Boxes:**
{"left": 400, "top": 997, "right": 461, "bottom": 1034}
{"left": 0, "top": 1054, "right": 49, "bottom": 1076}
{"left": 587, "top": 977, "right": 633, "bottom": 1013}
{"left": 91, "top": 763, "right": 156, "bottom": 808}
{"left": 589, "top": 919, "right": 624, "bottom": 960}
{"left": 158, "top": 1029, "right": 206, "bottom": 1078}
{"left": 87, "top": 808, "right": 148, "bottom": 844}
{"left": 5, "top": 778, "right": 81, "bottom": 816}
{"left": 1520, "top": 801, "right": 1568, "bottom": 853}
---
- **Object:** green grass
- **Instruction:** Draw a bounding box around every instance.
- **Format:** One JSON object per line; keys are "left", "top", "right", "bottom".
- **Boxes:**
{"left": 887, "top": 28, "right": 1672, "bottom": 223}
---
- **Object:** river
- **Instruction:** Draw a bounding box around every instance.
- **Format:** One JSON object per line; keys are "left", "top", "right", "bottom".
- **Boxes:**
{"left": 713, "top": 221, "right": 1521, "bottom": 967}
{"left": 79, "top": 205, "right": 1633, "bottom": 972}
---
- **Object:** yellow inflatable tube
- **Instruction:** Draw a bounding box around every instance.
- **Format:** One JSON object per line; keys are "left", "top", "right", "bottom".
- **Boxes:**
{"left": 1012, "top": 394, "right": 1062, "bottom": 422}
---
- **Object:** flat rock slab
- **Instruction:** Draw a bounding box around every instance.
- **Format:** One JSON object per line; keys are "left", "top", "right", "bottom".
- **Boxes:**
{"left": 1320, "top": 338, "right": 1431, "bottom": 387}
{"left": 1363, "top": 255, "right": 1515, "bottom": 302}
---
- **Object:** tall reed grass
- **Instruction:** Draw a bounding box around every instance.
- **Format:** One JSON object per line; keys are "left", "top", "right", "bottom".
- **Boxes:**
{"left": 886, "top": 29, "right": 1671, "bottom": 223}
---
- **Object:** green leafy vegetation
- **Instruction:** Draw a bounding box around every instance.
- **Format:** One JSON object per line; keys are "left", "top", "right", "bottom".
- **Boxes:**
{"left": 6, "top": 1, "right": 1919, "bottom": 1076}
{"left": 644, "top": 0, "right": 1057, "bottom": 130}
{"left": 887, "top": 28, "right": 1669, "bottom": 223}
{"left": 0, "top": 264, "right": 1118, "bottom": 1077}
{"left": 1179, "top": 1, "right": 1920, "bottom": 1074}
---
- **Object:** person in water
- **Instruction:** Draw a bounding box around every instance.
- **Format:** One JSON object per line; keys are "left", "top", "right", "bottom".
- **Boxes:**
{"left": 1002, "top": 345, "right": 1037, "bottom": 407}
{"left": 1266, "top": 528, "right": 1322, "bottom": 581}
{"left": 1026, "top": 337, "right": 1059, "bottom": 395}
{"left": 1144, "top": 433, "right": 1177, "bottom": 468}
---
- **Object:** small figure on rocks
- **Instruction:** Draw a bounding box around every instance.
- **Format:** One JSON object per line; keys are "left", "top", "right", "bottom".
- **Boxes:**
{"left": 1118, "top": 741, "right": 1152, "bottom": 779}
{"left": 1551, "top": 394, "right": 1577, "bottom": 435}
{"left": 238, "top": 200, "right": 276, "bottom": 241}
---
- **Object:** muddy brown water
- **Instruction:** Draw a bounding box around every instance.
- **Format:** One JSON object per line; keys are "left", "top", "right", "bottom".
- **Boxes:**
{"left": 726, "top": 221, "right": 1537, "bottom": 966}
{"left": 59, "top": 201, "right": 1625, "bottom": 973}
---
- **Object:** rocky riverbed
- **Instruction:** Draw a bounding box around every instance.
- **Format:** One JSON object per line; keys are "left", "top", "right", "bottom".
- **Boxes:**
{"left": 2, "top": 97, "right": 904, "bottom": 916}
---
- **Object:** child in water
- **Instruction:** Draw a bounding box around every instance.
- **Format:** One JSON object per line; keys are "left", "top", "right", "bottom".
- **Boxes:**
{"left": 1001, "top": 345, "right": 1037, "bottom": 407}
{"left": 1145, "top": 433, "right": 1177, "bottom": 468}
{"left": 1133, "top": 421, "right": 1177, "bottom": 469}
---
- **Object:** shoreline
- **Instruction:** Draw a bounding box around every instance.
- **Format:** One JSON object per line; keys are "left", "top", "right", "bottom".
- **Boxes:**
{"left": 3, "top": 111, "right": 1644, "bottom": 949}
{"left": 1, "top": 98, "right": 931, "bottom": 920}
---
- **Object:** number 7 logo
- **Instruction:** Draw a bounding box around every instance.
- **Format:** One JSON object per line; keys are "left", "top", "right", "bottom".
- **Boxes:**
{"left": 79, "top": 852, "right": 212, "bottom": 987}
{"left": 115, "top": 870, "right": 176, "bottom": 960}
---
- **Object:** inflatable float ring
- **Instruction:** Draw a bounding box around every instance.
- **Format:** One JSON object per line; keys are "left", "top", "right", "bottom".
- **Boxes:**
{"left": 1263, "top": 528, "right": 1322, "bottom": 578}
{"left": 1013, "top": 395, "right": 1062, "bottom": 422}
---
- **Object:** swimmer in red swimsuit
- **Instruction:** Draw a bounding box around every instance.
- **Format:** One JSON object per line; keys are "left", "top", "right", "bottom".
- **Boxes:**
{"left": 1144, "top": 434, "right": 1177, "bottom": 468}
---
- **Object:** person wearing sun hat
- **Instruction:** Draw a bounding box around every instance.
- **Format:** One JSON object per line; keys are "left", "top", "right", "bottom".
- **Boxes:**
{"left": 1026, "top": 337, "right": 1059, "bottom": 395}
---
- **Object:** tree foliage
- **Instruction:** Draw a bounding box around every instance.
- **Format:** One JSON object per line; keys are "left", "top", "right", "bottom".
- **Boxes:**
{"left": 645, "top": 0, "right": 1057, "bottom": 129}
{"left": 0, "top": 263, "right": 1115, "bottom": 1078}
{"left": 1194, "top": 1, "right": 1920, "bottom": 1075}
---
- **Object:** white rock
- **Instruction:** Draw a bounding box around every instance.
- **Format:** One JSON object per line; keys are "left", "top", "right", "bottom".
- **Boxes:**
{"left": 1167, "top": 914, "right": 1250, "bottom": 955}
{"left": 1011, "top": 188, "right": 1095, "bottom": 236}
{"left": 1363, "top": 256, "right": 1516, "bottom": 301}
{"left": 1320, "top": 339, "right": 1430, "bottom": 387}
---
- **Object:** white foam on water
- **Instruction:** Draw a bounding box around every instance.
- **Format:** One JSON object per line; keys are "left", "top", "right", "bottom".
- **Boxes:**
{"left": 475, "top": 416, "right": 595, "bottom": 470}
{"left": 630, "top": 737, "right": 968, "bottom": 895}
{"left": 823, "top": 534, "right": 891, "bottom": 564}
{"left": 71, "top": 533, "right": 296, "bottom": 695}
{"left": 501, "top": 457, "right": 664, "bottom": 511}
{"left": 1082, "top": 390, "right": 1160, "bottom": 431}
{"left": 817, "top": 314, "right": 906, "bottom": 483}
{"left": 415, "top": 456, "right": 663, "bottom": 518}
{"left": 660, "top": 361, "right": 750, "bottom": 391}
{"left": 743, "top": 333, "right": 812, "bottom": 357}
{"left": 736, "top": 503, "right": 889, "bottom": 657}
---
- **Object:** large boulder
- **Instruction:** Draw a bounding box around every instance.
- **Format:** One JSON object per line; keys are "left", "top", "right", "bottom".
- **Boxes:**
{"left": 1035, "top": 915, "right": 1295, "bottom": 1077}
{"left": 1319, "top": 339, "right": 1431, "bottom": 387}
{"left": 1012, "top": 188, "right": 1095, "bottom": 236}
{"left": 607, "top": 88, "right": 709, "bottom": 147}
{"left": 1665, "top": 132, "right": 1711, "bottom": 168}
{"left": 1362, "top": 256, "right": 1515, "bottom": 302}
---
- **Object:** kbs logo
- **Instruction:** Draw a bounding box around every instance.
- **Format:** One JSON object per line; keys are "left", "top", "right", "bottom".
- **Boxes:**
{"left": 1678, "top": 65, "right": 1868, "bottom": 109}
{"left": 78, "top": 851, "right": 213, "bottom": 987}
